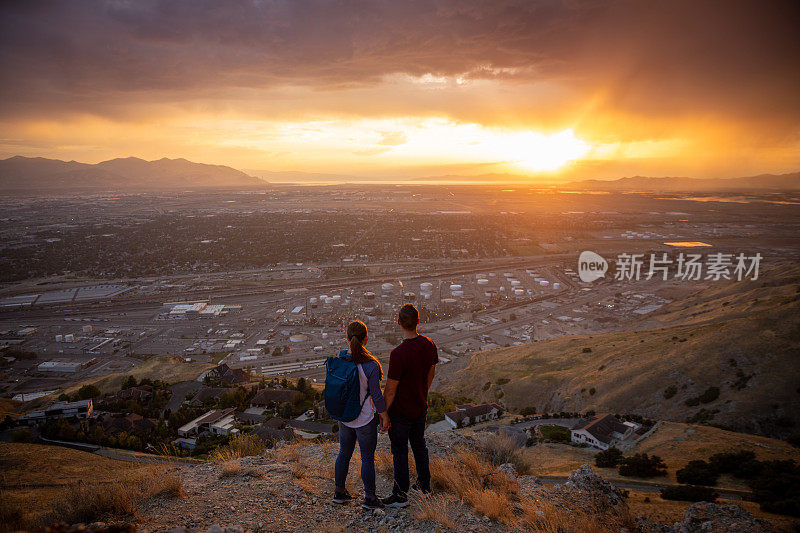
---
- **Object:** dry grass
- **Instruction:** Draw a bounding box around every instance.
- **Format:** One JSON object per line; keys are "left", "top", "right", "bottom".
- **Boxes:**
{"left": 220, "top": 460, "right": 242, "bottom": 478}
{"left": 519, "top": 498, "right": 618, "bottom": 533}
{"left": 410, "top": 494, "right": 457, "bottom": 530}
{"left": 210, "top": 433, "right": 266, "bottom": 462}
{"left": 0, "top": 490, "right": 26, "bottom": 533}
{"left": 475, "top": 433, "right": 531, "bottom": 475}
{"left": 429, "top": 447, "right": 518, "bottom": 523}
{"left": 464, "top": 488, "right": 513, "bottom": 522}
{"left": 376, "top": 451, "right": 394, "bottom": 476}
{"left": 42, "top": 466, "right": 183, "bottom": 526}
{"left": 1, "top": 442, "right": 186, "bottom": 527}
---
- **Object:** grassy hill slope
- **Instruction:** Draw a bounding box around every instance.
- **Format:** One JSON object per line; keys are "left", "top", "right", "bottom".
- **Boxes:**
{"left": 444, "top": 266, "right": 800, "bottom": 437}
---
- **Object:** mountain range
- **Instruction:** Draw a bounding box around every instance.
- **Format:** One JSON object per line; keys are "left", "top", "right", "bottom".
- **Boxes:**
{"left": 563, "top": 172, "right": 800, "bottom": 191}
{"left": 2, "top": 155, "right": 799, "bottom": 191}
{"left": 0, "top": 156, "right": 265, "bottom": 190}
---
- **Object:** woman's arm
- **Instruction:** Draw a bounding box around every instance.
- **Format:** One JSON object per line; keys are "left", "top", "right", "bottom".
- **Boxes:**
{"left": 366, "top": 364, "right": 387, "bottom": 413}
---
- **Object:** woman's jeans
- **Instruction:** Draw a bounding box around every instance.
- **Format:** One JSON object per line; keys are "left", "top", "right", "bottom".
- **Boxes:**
{"left": 334, "top": 416, "right": 378, "bottom": 498}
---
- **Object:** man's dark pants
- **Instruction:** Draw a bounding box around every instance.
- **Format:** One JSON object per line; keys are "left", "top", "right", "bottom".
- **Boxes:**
{"left": 388, "top": 410, "right": 430, "bottom": 496}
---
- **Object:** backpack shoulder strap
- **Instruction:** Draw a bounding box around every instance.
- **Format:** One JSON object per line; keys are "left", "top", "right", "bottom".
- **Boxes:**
{"left": 356, "top": 363, "right": 371, "bottom": 407}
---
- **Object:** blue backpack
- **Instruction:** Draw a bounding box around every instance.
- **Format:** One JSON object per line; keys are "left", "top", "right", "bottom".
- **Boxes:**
{"left": 324, "top": 350, "right": 370, "bottom": 422}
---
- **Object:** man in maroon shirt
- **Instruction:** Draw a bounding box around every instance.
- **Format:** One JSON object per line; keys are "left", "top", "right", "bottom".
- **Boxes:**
{"left": 381, "top": 303, "right": 438, "bottom": 507}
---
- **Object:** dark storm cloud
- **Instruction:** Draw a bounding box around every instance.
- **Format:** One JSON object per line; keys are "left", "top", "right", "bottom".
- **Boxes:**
{"left": 1, "top": 0, "right": 798, "bottom": 124}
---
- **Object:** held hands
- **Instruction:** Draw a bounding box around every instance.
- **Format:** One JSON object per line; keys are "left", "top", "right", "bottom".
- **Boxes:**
{"left": 379, "top": 411, "right": 391, "bottom": 431}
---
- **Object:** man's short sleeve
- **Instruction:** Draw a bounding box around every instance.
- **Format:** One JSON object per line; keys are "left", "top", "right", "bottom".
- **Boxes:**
{"left": 430, "top": 340, "right": 439, "bottom": 366}
{"left": 388, "top": 348, "right": 404, "bottom": 381}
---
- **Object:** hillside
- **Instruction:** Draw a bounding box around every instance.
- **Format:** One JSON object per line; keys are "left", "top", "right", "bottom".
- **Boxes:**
{"left": 18, "top": 356, "right": 213, "bottom": 412}
{"left": 443, "top": 266, "right": 800, "bottom": 438}
{"left": 565, "top": 172, "right": 800, "bottom": 191}
{"left": 1, "top": 433, "right": 790, "bottom": 532}
{"left": 0, "top": 156, "right": 264, "bottom": 191}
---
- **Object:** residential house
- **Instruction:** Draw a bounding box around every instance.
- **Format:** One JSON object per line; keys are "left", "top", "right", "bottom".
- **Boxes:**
{"left": 189, "top": 386, "right": 233, "bottom": 407}
{"left": 178, "top": 408, "right": 238, "bottom": 437}
{"left": 570, "top": 414, "right": 636, "bottom": 450}
{"left": 254, "top": 417, "right": 295, "bottom": 443}
{"left": 18, "top": 399, "right": 93, "bottom": 425}
{"left": 98, "top": 413, "right": 157, "bottom": 436}
{"left": 251, "top": 388, "right": 300, "bottom": 408}
{"left": 204, "top": 363, "right": 249, "bottom": 385}
{"left": 107, "top": 385, "right": 154, "bottom": 403}
{"left": 444, "top": 402, "right": 503, "bottom": 428}
{"left": 234, "top": 411, "right": 266, "bottom": 426}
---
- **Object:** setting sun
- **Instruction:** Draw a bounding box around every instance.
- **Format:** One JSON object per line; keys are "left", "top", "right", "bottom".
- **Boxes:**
{"left": 490, "top": 129, "right": 590, "bottom": 172}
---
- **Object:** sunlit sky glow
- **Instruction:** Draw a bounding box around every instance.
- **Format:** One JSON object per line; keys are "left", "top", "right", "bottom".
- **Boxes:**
{"left": 0, "top": 1, "right": 798, "bottom": 182}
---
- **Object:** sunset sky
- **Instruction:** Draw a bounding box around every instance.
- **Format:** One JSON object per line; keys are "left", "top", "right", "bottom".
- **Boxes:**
{"left": 1, "top": 0, "right": 798, "bottom": 182}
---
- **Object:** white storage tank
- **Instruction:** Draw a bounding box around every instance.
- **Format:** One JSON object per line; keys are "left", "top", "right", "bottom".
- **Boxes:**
{"left": 381, "top": 283, "right": 394, "bottom": 291}
{"left": 477, "top": 278, "right": 489, "bottom": 285}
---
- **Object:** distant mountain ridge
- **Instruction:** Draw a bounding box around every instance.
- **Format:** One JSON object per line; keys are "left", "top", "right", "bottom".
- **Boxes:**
{"left": 564, "top": 172, "right": 800, "bottom": 191}
{"left": 0, "top": 156, "right": 265, "bottom": 190}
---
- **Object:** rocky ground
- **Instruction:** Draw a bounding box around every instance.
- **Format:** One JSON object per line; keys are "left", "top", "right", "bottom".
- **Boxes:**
{"left": 41, "top": 432, "right": 777, "bottom": 533}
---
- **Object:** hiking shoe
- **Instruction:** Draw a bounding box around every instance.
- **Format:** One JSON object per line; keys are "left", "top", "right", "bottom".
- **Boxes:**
{"left": 362, "top": 497, "right": 385, "bottom": 510}
{"left": 382, "top": 493, "right": 409, "bottom": 508}
{"left": 411, "top": 483, "right": 431, "bottom": 495}
{"left": 332, "top": 490, "right": 353, "bottom": 504}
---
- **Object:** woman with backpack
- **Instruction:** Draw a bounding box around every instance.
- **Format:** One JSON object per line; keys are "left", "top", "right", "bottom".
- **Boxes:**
{"left": 328, "top": 320, "right": 390, "bottom": 509}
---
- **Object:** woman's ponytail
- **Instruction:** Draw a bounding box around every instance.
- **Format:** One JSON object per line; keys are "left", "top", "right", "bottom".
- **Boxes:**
{"left": 346, "top": 320, "right": 383, "bottom": 380}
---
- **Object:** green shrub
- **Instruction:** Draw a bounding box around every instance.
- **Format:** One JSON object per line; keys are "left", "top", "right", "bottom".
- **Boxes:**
{"left": 538, "top": 425, "right": 571, "bottom": 442}
{"left": 686, "top": 408, "right": 718, "bottom": 424}
{"left": 676, "top": 460, "right": 719, "bottom": 486}
{"left": 697, "top": 387, "right": 720, "bottom": 403}
{"left": 618, "top": 453, "right": 667, "bottom": 478}
{"left": 660, "top": 485, "right": 718, "bottom": 502}
{"left": 708, "top": 450, "right": 758, "bottom": 478}
{"left": 748, "top": 460, "right": 800, "bottom": 517}
{"left": 11, "top": 428, "right": 33, "bottom": 443}
{"left": 496, "top": 377, "right": 510, "bottom": 386}
{"left": 76, "top": 384, "right": 102, "bottom": 400}
{"left": 663, "top": 385, "right": 677, "bottom": 399}
{"left": 595, "top": 447, "right": 623, "bottom": 468}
